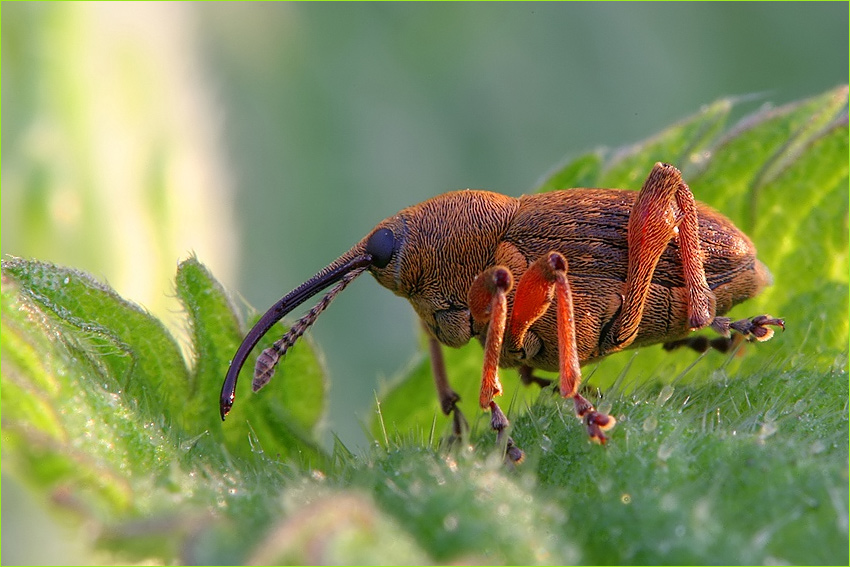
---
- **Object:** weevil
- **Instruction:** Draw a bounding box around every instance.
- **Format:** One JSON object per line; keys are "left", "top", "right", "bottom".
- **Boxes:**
{"left": 220, "top": 163, "right": 783, "bottom": 461}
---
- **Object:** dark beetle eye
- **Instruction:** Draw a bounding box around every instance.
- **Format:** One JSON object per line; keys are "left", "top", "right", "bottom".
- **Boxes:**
{"left": 366, "top": 228, "right": 395, "bottom": 268}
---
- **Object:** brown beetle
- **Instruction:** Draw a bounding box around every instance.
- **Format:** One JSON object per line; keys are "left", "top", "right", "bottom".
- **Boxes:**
{"left": 220, "top": 163, "right": 783, "bottom": 461}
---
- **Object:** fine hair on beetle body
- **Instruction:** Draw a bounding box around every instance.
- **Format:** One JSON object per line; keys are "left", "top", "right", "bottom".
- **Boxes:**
{"left": 221, "top": 162, "right": 784, "bottom": 463}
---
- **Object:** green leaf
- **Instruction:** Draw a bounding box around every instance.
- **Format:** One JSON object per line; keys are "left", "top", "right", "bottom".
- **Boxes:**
{"left": 175, "top": 255, "right": 245, "bottom": 434}
{"left": 2, "top": 260, "right": 190, "bottom": 530}
{"left": 508, "top": 359, "right": 848, "bottom": 565}
{"left": 174, "top": 256, "right": 328, "bottom": 464}
{"left": 2, "top": 256, "right": 330, "bottom": 562}
{"left": 2, "top": 258, "right": 190, "bottom": 428}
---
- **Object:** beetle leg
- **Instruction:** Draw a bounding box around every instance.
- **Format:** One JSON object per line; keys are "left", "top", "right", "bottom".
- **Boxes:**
{"left": 573, "top": 392, "right": 617, "bottom": 445}
{"left": 425, "top": 330, "right": 468, "bottom": 438}
{"left": 510, "top": 252, "right": 581, "bottom": 397}
{"left": 665, "top": 314, "right": 785, "bottom": 354}
{"left": 508, "top": 258, "right": 556, "bottom": 351}
{"left": 674, "top": 173, "right": 715, "bottom": 332}
{"left": 489, "top": 400, "right": 525, "bottom": 464}
{"left": 711, "top": 314, "right": 786, "bottom": 341}
{"left": 468, "top": 266, "right": 514, "bottom": 409}
{"left": 603, "top": 163, "right": 715, "bottom": 353}
{"left": 550, "top": 253, "right": 617, "bottom": 443}
{"left": 469, "top": 266, "right": 525, "bottom": 463}
{"left": 512, "top": 252, "right": 616, "bottom": 443}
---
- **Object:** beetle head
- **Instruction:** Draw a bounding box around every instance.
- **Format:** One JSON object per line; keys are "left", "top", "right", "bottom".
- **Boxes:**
{"left": 365, "top": 190, "right": 519, "bottom": 345}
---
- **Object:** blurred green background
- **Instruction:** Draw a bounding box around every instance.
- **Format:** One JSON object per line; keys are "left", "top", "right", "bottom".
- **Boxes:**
{"left": 2, "top": 2, "right": 847, "bottom": 564}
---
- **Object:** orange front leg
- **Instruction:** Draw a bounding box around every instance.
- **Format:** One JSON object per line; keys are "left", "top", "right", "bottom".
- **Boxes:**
{"left": 468, "top": 266, "right": 523, "bottom": 463}
{"left": 511, "top": 252, "right": 616, "bottom": 444}
{"left": 468, "top": 266, "right": 513, "bottom": 409}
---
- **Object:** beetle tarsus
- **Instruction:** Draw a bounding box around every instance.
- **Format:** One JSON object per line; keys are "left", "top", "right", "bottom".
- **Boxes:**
{"left": 490, "top": 401, "right": 525, "bottom": 464}
{"left": 504, "top": 437, "right": 525, "bottom": 465}
{"left": 711, "top": 314, "right": 785, "bottom": 342}
{"left": 451, "top": 403, "right": 468, "bottom": 439}
{"left": 438, "top": 404, "right": 469, "bottom": 453}
{"left": 574, "top": 393, "right": 616, "bottom": 445}
{"left": 489, "top": 400, "right": 510, "bottom": 431}
{"left": 438, "top": 389, "right": 461, "bottom": 416}
{"left": 731, "top": 314, "right": 785, "bottom": 342}
{"left": 666, "top": 314, "right": 784, "bottom": 355}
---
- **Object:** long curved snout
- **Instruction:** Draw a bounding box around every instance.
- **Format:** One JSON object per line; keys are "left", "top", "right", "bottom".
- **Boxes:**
{"left": 219, "top": 254, "right": 371, "bottom": 420}
{"left": 220, "top": 226, "right": 400, "bottom": 420}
